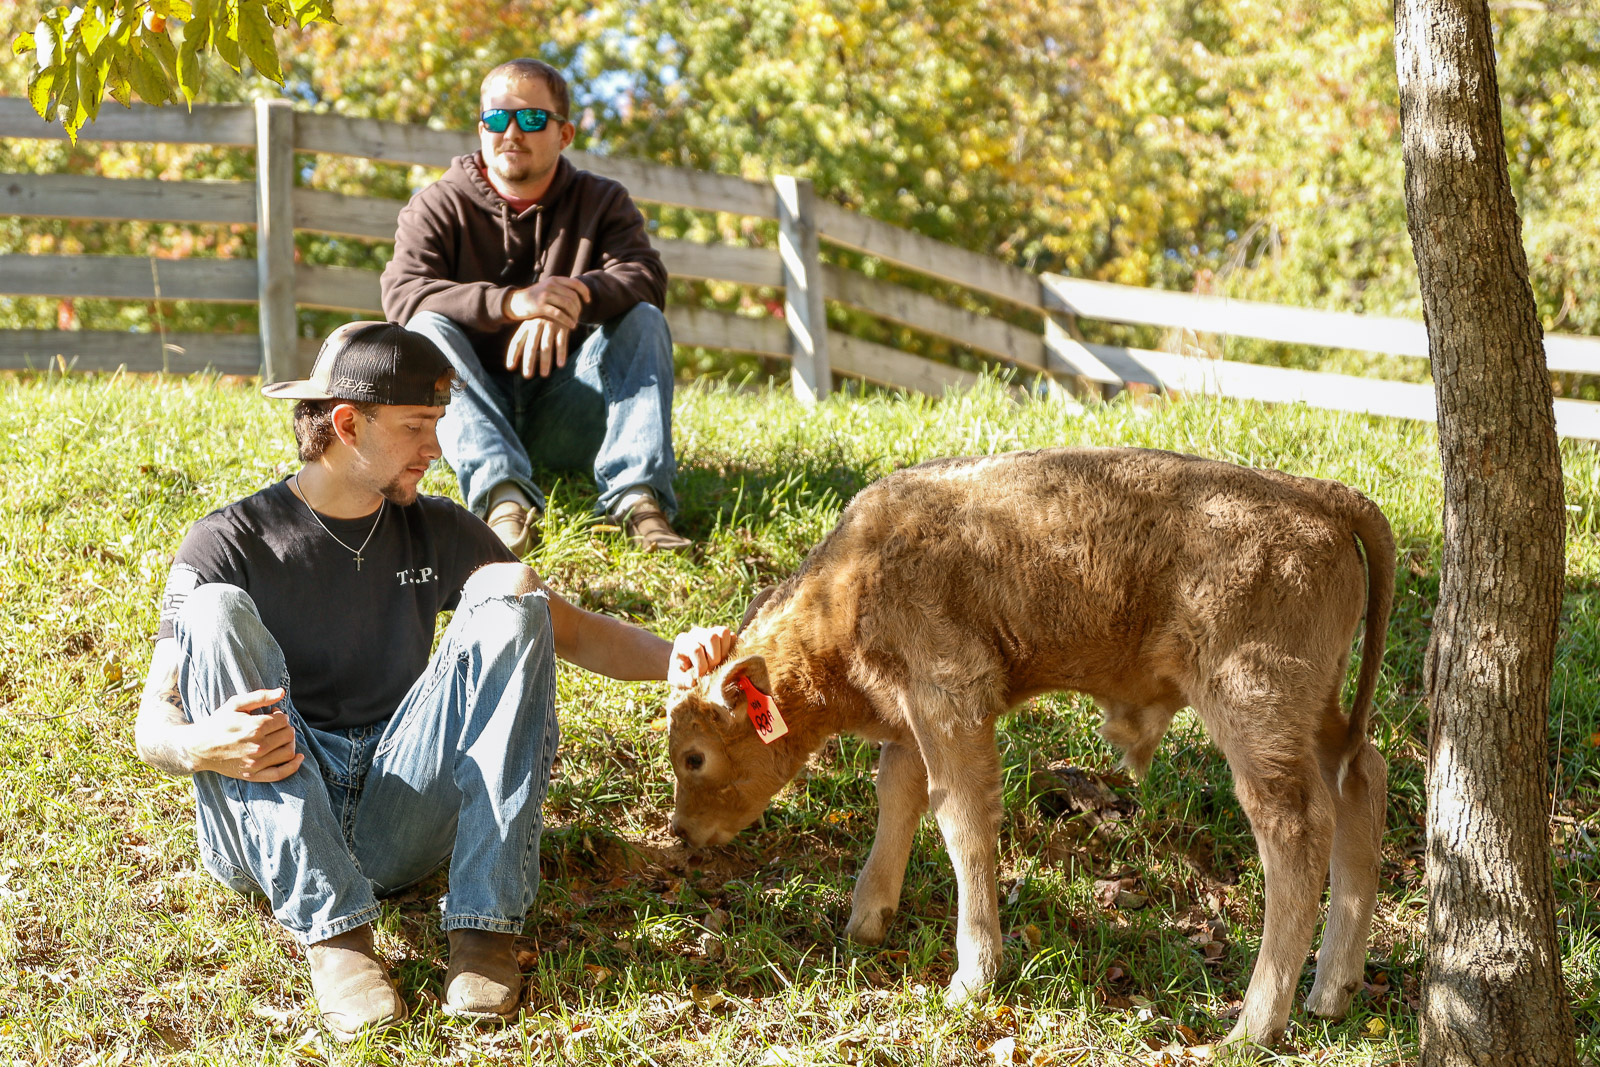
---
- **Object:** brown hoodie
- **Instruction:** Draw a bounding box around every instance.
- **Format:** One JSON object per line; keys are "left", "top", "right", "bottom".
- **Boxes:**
{"left": 380, "top": 152, "right": 667, "bottom": 381}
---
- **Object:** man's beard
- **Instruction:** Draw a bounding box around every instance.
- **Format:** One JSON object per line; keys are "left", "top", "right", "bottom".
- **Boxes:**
{"left": 379, "top": 477, "right": 420, "bottom": 506}
{"left": 491, "top": 153, "right": 532, "bottom": 184}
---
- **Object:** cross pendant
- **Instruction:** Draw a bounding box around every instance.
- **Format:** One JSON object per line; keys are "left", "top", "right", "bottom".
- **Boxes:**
{"left": 354, "top": 553, "right": 363, "bottom": 571}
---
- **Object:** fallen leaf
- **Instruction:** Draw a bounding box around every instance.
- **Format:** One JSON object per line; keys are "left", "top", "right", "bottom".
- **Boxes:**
{"left": 649, "top": 716, "right": 668, "bottom": 732}
{"left": 1175, "top": 1024, "right": 1201, "bottom": 1044}
{"left": 249, "top": 1003, "right": 297, "bottom": 1024}
{"left": 1364, "top": 1017, "right": 1387, "bottom": 1038}
{"left": 584, "top": 964, "right": 612, "bottom": 986}
{"left": 986, "top": 1036, "right": 1019, "bottom": 1065}
{"left": 690, "top": 987, "right": 727, "bottom": 1012}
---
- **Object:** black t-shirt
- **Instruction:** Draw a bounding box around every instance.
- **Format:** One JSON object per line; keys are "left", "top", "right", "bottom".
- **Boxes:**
{"left": 155, "top": 480, "right": 515, "bottom": 730}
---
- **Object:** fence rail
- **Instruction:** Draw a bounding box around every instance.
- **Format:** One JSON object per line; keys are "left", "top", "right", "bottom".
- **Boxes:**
{"left": 4, "top": 96, "right": 1599, "bottom": 440}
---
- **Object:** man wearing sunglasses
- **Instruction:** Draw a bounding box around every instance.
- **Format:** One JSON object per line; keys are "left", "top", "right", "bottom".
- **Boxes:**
{"left": 382, "top": 58, "right": 688, "bottom": 554}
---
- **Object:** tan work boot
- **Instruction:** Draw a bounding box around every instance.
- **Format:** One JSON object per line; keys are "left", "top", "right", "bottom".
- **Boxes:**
{"left": 444, "top": 929, "right": 522, "bottom": 1019}
{"left": 616, "top": 497, "right": 691, "bottom": 552}
{"left": 486, "top": 498, "right": 540, "bottom": 557}
{"left": 306, "top": 924, "right": 406, "bottom": 1041}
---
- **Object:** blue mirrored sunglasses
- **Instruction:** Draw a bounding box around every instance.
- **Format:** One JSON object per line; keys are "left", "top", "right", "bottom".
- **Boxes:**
{"left": 480, "top": 107, "right": 567, "bottom": 134}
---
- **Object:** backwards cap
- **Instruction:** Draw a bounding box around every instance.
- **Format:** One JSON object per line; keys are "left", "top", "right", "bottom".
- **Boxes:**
{"left": 262, "top": 321, "right": 453, "bottom": 406}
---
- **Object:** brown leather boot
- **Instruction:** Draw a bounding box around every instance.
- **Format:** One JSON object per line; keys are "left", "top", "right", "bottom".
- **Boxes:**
{"left": 306, "top": 924, "right": 406, "bottom": 1041}
{"left": 617, "top": 497, "right": 691, "bottom": 552}
{"left": 443, "top": 929, "right": 522, "bottom": 1019}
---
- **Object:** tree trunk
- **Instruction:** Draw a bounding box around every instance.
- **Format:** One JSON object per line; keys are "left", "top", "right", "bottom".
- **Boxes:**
{"left": 1394, "top": 2, "right": 1576, "bottom": 1065}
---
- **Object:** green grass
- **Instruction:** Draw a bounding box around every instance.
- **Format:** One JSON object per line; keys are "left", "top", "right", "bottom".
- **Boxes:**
{"left": 2, "top": 370, "right": 1598, "bottom": 1065}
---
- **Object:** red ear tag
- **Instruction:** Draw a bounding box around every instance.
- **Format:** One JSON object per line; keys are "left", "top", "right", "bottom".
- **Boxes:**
{"left": 736, "top": 675, "right": 788, "bottom": 744}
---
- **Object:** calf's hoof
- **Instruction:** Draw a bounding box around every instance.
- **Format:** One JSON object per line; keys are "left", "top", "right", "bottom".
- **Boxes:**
{"left": 1304, "top": 977, "right": 1359, "bottom": 1019}
{"left": 844, "top": 906, "right": 896, "bottom": 946}
{"left": 1220, "top": 1017, "right": 1283, "bottom": 1052}
{"left": 943, "top": 967, "right": 993, "bottom": 1009}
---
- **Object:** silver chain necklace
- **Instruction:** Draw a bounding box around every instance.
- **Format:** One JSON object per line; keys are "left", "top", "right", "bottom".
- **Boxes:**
{"left": 293, "top": 474, "right": 384, "bottom": 571}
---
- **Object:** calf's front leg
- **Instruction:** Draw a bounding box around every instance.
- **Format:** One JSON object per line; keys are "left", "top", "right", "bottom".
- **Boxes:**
{"left": 909, "top": 716, "right": 1003, "bottom": 1007}
{"left": 847, "top": 740, "right": 930, "bottom": 945}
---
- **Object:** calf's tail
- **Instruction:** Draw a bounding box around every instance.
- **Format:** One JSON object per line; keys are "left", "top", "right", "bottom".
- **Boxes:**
{"left": 1341, "top": 491, "right": 1396, "bottom": 790}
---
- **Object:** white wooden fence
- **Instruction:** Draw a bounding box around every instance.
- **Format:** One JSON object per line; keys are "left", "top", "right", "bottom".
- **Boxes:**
{"left": 4, "top": 97, "right": 1600, "bottom": 440}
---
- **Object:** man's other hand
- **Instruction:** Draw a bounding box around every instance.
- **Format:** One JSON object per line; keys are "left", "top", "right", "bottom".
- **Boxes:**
{"left": 506, "top": 317, "right": 573, "bottom": 378}
{"left": 668, "top": 626, "right": 737, "bottom": 689}
{"left": 505, "top": 276, "right": 590, "bottom": 327}
{"left": 189, "top": 688, "right": 305, "bottom": 781}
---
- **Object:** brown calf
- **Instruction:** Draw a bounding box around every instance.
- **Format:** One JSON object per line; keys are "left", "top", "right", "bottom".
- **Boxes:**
{"left": 666, "top": 447, "right": 1394, "bottom": 1046}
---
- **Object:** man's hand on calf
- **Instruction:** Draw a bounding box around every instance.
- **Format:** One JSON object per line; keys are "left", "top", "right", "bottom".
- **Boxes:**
{"left": 669, "top": 626, "right": 737, "bottom": 689}
{"left": 189, "top": 688, "right": 305, "bottom": 781}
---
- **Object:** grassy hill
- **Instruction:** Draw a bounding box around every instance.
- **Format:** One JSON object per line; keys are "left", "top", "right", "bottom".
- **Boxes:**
{"left": 1, "top": 371, "right": 1596, "bottom": 1065}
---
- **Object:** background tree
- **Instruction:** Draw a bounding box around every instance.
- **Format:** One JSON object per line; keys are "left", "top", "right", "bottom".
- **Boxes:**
{"left": 1394, "top": 0, "right": 1579, "bottom": 1064}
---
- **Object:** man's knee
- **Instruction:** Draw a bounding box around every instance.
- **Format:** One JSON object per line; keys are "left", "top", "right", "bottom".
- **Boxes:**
{"left": 603, "top": 303, "right": 671, "bottom": 355}
{"left": 405, "top": 309, "right": 467, "bottom": 337}
{"left": 176, "top": 582, "right": 258, "bottom": 634}
{"left": 403, "top": 312, "right": 477, "bottom": 367}
{"left": 616, "top": 301, "right": 667, "bottom": 332}
{"left": 460, "top": 562, "right": 541, "bottom": 604}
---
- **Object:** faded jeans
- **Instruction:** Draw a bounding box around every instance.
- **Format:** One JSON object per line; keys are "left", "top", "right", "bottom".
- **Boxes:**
{"left": 407, "top": 304, "right": 679, "bottom": 519}
{"left": 172, "top": 582, "right": 559, "bottom": 945}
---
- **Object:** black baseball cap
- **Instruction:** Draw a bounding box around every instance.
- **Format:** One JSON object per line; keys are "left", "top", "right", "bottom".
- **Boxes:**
{"left": 262, "top": 321, "right": 454, "bottom": 406}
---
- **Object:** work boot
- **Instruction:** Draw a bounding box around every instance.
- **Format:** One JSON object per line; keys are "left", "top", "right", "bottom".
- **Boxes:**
{"left": 444, "top": 929, "right": 522, "bottom": 1019}
{"left": 486, "top": 498, "right": 540, "bottom": 557}
{"left": 306, "top": 924, "right": 406, "bottom": 1041}
{"left": 616, "top": 497, "right": 691, "bottom": 552}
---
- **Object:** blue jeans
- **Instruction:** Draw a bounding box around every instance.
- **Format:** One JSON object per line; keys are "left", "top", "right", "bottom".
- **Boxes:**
{"left": 172, "top": 581, "right": 560, "bottom": 945}
{"left": 407, "top": 305, "right": 679, "bottom": 520}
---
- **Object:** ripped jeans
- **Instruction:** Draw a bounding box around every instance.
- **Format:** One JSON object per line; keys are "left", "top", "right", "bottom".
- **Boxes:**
{"left": 170, "top": 582, "right": 560, "bottom": 945}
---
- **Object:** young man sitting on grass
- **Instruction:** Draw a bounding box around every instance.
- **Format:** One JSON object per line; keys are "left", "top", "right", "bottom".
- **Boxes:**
{"left": 134, "top": 321, "right": 733, "bottom": 1040}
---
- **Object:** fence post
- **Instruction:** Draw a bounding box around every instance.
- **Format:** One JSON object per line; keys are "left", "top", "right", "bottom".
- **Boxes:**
{"left": 255, "top": 99, "right": 297, "bottom": 383}
{"left": 1039, "top": 276, "right": 1121, "bottom": 401}
{"left": 774, "top": 174, "right": 831, "bottom": 403}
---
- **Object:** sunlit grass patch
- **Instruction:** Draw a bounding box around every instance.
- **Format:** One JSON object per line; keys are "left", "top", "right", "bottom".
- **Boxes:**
{"left": 3, "top": 369, "right": 1598, "bottom": 1063}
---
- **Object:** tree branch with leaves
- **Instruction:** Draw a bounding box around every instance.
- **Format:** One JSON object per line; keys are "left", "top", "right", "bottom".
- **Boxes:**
{"left": 11, "top": 0, "right": 334, "bottom": 141}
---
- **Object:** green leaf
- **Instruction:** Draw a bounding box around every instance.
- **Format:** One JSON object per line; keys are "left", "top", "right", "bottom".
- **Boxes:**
{"left": 12, "top": 31, "right": 35, "bottom": 58}
{"left": 292, "top": 0, "right": 337, "bottom": 27}
{"left": 175, "top": 0, "right": 213, "bottom": 106}
{"left": 238, "top": 0, "right": 281, "bottom": 82}
{"left": 79, "top": 7, "right": 109, "bottom": 54}
{"left": 27, "top": 64, "right": 61, "bottom": 118}
{"left": 34, "top": 16, "right": 60, "bottom": 69}
{"left": 128, "top": 43, "right": 170, "bottom": 104}
{"left": 266, "top": 0, "right": 290, "bottom": 24}
{"left": 56, "top": 55, "right": 81, "bottom": 129}
{"left": 142, "top": 22, "right": 178, "bottom": 78}
{"left": 107, "top": 12, "right": 135, "bottom": 46}
{"left": 212, "top": 0, "right": 241, "bottom": 71}
{"left": 106, "top": 51, "right": 133, "bottom": 107}
{"left": 76, "top": 47, "right": 106, "bottom": 123}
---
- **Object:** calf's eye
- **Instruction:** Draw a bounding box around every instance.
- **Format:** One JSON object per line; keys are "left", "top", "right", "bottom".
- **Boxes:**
{"left": 685, "top": 752, "right": 705, "bottom": 772}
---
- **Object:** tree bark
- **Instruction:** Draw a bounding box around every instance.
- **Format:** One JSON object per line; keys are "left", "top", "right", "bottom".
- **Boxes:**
{"left": 1394, "top": 2, "right": 1576, "bottom": 1065}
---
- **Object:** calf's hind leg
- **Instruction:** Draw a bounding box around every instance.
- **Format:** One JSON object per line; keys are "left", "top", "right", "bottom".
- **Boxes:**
{"left": 1207, "top": 698, "right": 1336, "bottom": 1046}
{"left": 846, "top": 740, "right": 930, "bottom": 946}
{"left": 1305, "top": 737, "right": 1387, "bottom": 1018}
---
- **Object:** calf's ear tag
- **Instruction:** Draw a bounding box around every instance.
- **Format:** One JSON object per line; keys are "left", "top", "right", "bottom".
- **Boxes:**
{"left": 735, "top": 675, "right": 788, "bottom": 744}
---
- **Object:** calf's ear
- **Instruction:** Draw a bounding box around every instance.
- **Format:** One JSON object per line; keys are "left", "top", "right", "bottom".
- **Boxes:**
{"left": 719, "top": 653, "right": 772, "bottom": 708}
{"left": 739, "top": 586, "right": 777, "bottom": 631}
